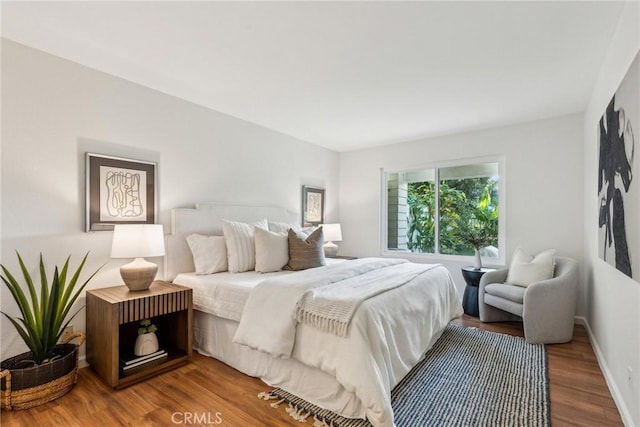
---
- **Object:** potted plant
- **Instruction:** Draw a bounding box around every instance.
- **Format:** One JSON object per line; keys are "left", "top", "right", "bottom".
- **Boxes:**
{"left": 465, "top": 225, "right": 496, "bottom": 269}
{"left": 0, "top": 252, "right": 101, "bottom": 410}
{"left": 134, "top": 319, "right": 159, "bottom": 356}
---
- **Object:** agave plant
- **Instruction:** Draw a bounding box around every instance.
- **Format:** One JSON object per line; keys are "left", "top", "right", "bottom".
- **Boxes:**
{"left": 1, "top": 252, "right": 101, "bottom": 365}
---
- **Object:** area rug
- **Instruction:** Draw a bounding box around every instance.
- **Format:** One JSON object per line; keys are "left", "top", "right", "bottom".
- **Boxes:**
{"left": 258, "top": 324, "right": 550, "bottom": 427}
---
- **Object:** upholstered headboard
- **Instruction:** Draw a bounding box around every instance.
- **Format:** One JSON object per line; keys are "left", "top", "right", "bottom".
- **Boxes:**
{"left": 165, "top": 202, "right": 299, "bottom": 280}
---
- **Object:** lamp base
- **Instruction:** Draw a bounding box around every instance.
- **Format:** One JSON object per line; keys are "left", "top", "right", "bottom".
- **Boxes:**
{"left": 120, "top": 258, "right": 158, "bottom": 291}
{"left": 324, "top": 241, "right": 339, "bottom": 257}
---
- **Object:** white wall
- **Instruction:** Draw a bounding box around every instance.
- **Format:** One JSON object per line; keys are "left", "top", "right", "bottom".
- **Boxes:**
{"left": 582, "top": 2, "right": 639, "bottom": 425}
{"left": 0, "top": 40, "right": 339, "bottom": 360}
{"left": 339, "top": 114, "right": 585, "bottom": 307}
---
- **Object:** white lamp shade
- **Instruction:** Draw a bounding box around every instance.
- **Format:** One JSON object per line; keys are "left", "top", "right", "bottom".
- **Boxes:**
{"left": 322, "top": 224, "right": 342, "bottom": 242}
{"left": 111, "top": 224, "right": 165, "bottom": 259}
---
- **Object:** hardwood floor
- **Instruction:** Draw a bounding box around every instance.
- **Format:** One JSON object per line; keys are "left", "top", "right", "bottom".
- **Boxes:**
{"left": 1, "top": 316, "right": 623, "bottom": 426}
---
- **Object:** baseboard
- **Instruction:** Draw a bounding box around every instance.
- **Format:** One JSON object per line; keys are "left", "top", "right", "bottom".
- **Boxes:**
{"left": 78, "top": 355, "right": 89, "bottom": 369}
{"left": 574, "top": 315, "right": 634, "bottom": 426}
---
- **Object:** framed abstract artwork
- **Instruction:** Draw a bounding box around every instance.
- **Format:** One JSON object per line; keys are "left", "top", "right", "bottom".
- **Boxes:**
{"left": 302, "top": 186, "right": 325, "bottom": 226}
{"left": 86, "top": 153, "right": 157, "bottom": 231}
{"left": 597, "top": 52, "right": 639, "bottom": 282}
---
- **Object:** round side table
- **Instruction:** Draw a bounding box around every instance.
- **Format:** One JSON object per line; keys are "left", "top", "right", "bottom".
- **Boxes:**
{"left": 461, "top": 266, "right": 495, "bottom": 317}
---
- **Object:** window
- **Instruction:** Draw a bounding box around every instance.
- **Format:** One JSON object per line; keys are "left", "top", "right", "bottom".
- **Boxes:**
{"left": 384, "top": 159, "right": 503, "bottom": 261}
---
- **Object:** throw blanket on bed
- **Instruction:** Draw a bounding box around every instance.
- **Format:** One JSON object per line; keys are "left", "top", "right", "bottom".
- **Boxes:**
{"left": 234, "top": 258, "right": 463, "bottom": 427}
{"left": 234, "top": 258, "right": 407, "bottom": 357}
{"left": 295, "top": 262, "right": 441, "bottom": 337}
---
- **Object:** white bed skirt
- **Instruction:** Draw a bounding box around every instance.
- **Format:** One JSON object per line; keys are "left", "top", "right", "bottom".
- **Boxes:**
{"left": 193, "top": 310, "right": 369, "bottom": 419}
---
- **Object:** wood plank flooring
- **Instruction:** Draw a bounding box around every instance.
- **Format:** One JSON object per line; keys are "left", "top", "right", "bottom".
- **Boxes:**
{"left": 1, "top": 316, "right": 623, "bottom": 426}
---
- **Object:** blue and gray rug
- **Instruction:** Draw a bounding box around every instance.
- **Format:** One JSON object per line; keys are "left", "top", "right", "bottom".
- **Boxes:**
{"left": 259, "top": 324, "right": 549, "bottom": 427}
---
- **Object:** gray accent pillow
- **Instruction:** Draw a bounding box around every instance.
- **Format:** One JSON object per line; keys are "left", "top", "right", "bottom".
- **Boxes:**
{"left": 285, "top": 227, "right": 326, "bottom": 271}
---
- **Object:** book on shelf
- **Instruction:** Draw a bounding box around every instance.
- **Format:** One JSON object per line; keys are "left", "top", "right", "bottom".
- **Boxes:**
{"left": 121, "top": 349, "right": 166, "bottom": 365}
{"left": 120, "top": 349, "right": 167, "bottom": 370}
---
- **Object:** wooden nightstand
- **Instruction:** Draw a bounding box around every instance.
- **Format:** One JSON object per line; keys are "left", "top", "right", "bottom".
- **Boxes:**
{"left": 86, "top": 281, "right": 193, "bottom": 389}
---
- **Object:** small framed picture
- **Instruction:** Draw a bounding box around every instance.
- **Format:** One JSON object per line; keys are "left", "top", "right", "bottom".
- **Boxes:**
{"left": 302, "top": 186, "right": 325, "bottom": 226}
{"left": 86, "top": 153, "right": 157, "bottom": 231}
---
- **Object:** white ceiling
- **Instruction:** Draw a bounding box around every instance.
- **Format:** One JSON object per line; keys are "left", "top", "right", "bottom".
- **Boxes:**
{"left": 1, "top": 1, "right": 624, "bottom": 152}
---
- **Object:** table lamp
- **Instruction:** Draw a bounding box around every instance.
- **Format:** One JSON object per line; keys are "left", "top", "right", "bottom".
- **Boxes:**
{"left": 322, "top": 223, "right": 342, "bottom": 257}
{"left": 111, "top": 224, "right": 165, "bottom": 291}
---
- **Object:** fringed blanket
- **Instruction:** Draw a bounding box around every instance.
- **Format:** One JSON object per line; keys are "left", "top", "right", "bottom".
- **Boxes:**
{"left": 234, "top": 258, "right": 407, "bottom": 357}
{"left": 233, "top": 258, "right": 463, "bottom": 427}
{"left": 295, "top": 263, "right": 441, "bottom": 337}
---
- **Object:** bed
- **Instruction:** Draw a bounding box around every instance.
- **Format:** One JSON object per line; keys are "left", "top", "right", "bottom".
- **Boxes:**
{"left": 167, "top": 203, "right": 463, "bottom": 427}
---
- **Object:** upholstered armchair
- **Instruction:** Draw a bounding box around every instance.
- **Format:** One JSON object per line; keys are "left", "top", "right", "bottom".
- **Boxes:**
{"left": 478, "top": 256, "right": 578, "bottom": 344}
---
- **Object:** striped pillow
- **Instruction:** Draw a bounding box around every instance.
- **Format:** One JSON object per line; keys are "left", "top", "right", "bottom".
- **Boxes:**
{"left": 222, "top": 218, "right": 268, "bottom": 273}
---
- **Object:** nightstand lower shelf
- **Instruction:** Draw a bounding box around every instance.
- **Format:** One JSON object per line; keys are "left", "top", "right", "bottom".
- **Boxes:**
{"left": 117, "top": 351, "right": 189, "bottom": 387}
{"left": 86, "top": 281, "right": 193, "bottom": 389}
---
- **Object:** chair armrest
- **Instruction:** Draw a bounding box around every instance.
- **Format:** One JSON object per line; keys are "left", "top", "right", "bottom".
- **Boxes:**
{"left": 478, "top": 267, "right": 513, "bottom": 322}
{"left": 479, "top": 268, "right": 509, "bottom": 301}
{"left": 525, "top": 270, "right": 578, "bottom": 311}
{"left": 525, "top": 257, "right": 578, "bottom": 304}
{"left": 479, "top": 268, "right": 509, "bottom": 289}
{"left": 523, "top": 260, "right": 578, "bottom": 343}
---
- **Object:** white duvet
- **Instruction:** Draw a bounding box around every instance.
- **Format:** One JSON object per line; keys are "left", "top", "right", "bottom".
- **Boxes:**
{"left": 234, "top": 258, "right": 463, "bottom": 427}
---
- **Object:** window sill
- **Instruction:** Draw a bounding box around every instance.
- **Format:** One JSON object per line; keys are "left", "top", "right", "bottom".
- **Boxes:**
{"left": 380, "top": 249, "right": 504, "bottom": 268}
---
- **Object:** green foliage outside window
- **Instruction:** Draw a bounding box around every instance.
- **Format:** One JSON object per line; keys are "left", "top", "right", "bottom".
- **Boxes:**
{"left": 406, "top": 181, "right": 436, "bottom": 253}
{"left": 407, "top": 177, "right": 498, "bottom": 255}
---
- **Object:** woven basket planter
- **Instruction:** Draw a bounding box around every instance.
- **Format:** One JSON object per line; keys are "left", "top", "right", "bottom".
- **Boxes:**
{"left": 0, "top": 332, "right": 85, "bottom": 411}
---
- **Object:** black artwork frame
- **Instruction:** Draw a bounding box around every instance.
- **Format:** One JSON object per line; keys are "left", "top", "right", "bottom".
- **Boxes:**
{"left": 86, "top": 153, "right": 157, "bottom": 231}
{"left": 302, "top": 186, "right": 325, "bottom": 226}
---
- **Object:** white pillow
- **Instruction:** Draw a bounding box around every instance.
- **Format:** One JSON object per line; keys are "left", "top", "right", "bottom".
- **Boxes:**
{"left": 299, "top": 226, "right": 317, "bottom": 236}
{"left": 185, "top": 234, "right": 228, "bottom": 274}
{"left": 268, "top": 221, "right": 301, "bottom": 233}
{"left": 254, "top": 227, "right": 289, "bottom": 273}
{"left": 222, "top": 218, "right": 268, "bottom": 273}
{"left": 506, "top": 248, "right": 556, "bottom": 287}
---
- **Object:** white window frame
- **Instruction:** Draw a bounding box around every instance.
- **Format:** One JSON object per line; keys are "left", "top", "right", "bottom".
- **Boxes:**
{"left": 380, "top": 155, "right": 506, "bottom": 266}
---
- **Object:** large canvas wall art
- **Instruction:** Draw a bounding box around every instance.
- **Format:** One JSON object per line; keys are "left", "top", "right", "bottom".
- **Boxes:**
{"left": 598, "top": 52, "right": 639, "bottom": 282}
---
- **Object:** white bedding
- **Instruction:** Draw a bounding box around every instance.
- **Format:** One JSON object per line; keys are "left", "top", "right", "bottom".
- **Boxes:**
{"left": 174, "top": 270, "right": 292, "bottom": 321}
{"left": 174, "top": 258, "right": 345, "bottom": 321}
{"left": 175, "top": 258, "right": 462, "bottom": 427}
{"left": 235, "top": 258, "right": 462, "bottom": 427}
